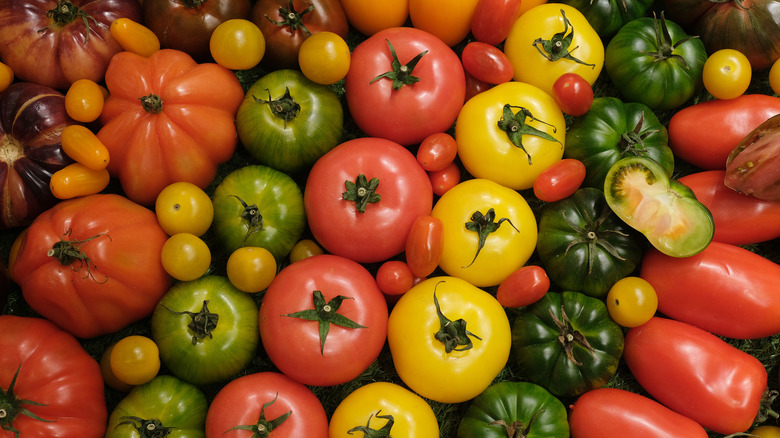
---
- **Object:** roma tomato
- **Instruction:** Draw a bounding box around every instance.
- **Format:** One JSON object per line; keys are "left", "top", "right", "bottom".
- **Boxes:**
{"left": 154, "top": 181, "right": 214, "bottom": 237}
{"left": 60, "top": 124, "right": 110, "bottom": 171}
{"left": 65, "top": 79, "right": 105, "bottom": 123}
{"left": 345, "top": 27, "right": 466, "bottom": 146}
{"left": 404, "top": 215, "right": 443, "bottom": 279}
{"left": 495, "top": 264, "right": 550, "bottom": 308}
{"left": 298, "top": 31, "right": 351, "bottom": 85}
{"left": 702, "top": 48, "right": 752, "bottom": 100}
{"left": 461, "top": 41, "right": 515, "bottom": 85}
{"left": 339, "top": 0, "right": 408, "bottom": 35}
{"left": 110, "top": 17, "right": 161, "bottom": 57}
{"left": 470, "top": 0, "right": 523, "bottom": 45}
{"left": 109, "top": 335, "right": 161, "bottom": 386}
{"left": 409, "top": 0, "right": 479, "bottom": 47}
{"left": 416, "top": 132, "right": 458, "bottom": 172}
{"left": 551, "top": 72, "right": 594, "bottom": 116}
{"left": 533, "top": 157, "right": 587, "bottom": 202}
{"left": 605, "top": 276, "right": 658, "bottom": 328}
{"left": 49, "top": 162, "right": 111, "bottom": 199}
{"left": 209, "top": 18, "right": 266, "bottom": 70}
{"left": 259, "top": 254, "right": 389, "bottom": 386}
{"left": 304, "top": 137, "right": 433, "bottom": 264}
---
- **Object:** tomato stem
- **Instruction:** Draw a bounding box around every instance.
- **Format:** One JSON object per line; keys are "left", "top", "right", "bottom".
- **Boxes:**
{"left": 347, "top": 410, "right": 395, "bottom": 436}
{"left": 39, "top": 0, "right": 99, "bottom": 44}
{"left": 162, "top": 300, "right": 220, "bottom": 344}
{"left": 369, "top": 39, "right": 428, "bottom": 91}
{"left": 230, "top": 195, "right": 264, "bottom": 242}
{"left": 532, "top": 9, "right": 595, "bottom": 67}
{"left": 342, "top": 174, "right": 381, "bottom": 213}
{"left": 283, "top": 290, "right": 366, "bottom": 354}
{"left": 560, "top": 203, "right": 630, "bottom": 274}
{"left": 47, "top": 228, "right": 110, "bottom": 284}
{"left": 641, "top": 11, "right": 700, "bottom": 67}
{"left": 463, "top": 208, "right": 519, "bottom": 268}
{"left": 264, "top": 0, "right": 315, "bottom": 36}
{"left": 489, "top": 408, "right": 545, "bottom": 438}
{"left": 549, "top": 306, "right": 596, "bottom": 366}
{"left": 497, "top": 104, "right": 561, "bottom": 165}
{"left": 432, "top": 282, "right": 482, "bottom": 353}
{"left": 116, "top": 416, "right": 174, "bottom": 438}
{"left": 139, "top": 94, "right": 164, "bottom": 114}
{"left": 228, "top": 393, "right": 292, "bottom": 438}
{"left": 253, "top": 87, "right": 301, "bottom": 128}
{"left": 0, "top": 364, "right": 53, "bottom": 438}
{"left": 618, "top": 111, "right": 661, "bottom": 157}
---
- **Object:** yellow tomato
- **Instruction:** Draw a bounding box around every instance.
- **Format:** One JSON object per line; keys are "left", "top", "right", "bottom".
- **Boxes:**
{"left": 752, "top": 426, "right": 780, "bottom": 438}
{"left": 0, "top": 61, "right": 12, "bottom": 93}
{"left": 226, "top": 246, "right": 277, "bottom": 293}
{"left": 100, "top": 342, "right": 135, "bottom": 392}
{"left": 289, "top": 238, "right": 324, "bottom": 263}
{"left": 606, "top": 276, "right": 658, "bottom": 327}
{"left": 210, "top": 19, "right": 265, "bottom": 71}
{"left": 702, "top": 49, "right": 752, "bottom": 100}
{"left": 298, "top": 31, "right": 351, "bottom": 85}
{"left": 769, "top": 57, "right": 780, "bottom": 95}
{"left": 49, "top": 163, "right": 111, "bottom": 199}
{"left": 109, "top": 335, "right": 161, "bottom": 386}
{"left": 339, "top": 0, "right": 408, "bottom": 36}
{"left": 110, "top": 18, "right": 160, "bottom": 57}
{"left": 60, "top": 124, "right": 110, "bottom": 170}
{"left": 409, "top": 0, "right": 480, "bottom": 47}
{"left": 160, "top": 233, "right": 212, "bottom": 281}
{"left": 65, "top": 79, "right": 105, "bottom": 123}
{"left": 155, "top": 181, "right": 214, "bottom": 236}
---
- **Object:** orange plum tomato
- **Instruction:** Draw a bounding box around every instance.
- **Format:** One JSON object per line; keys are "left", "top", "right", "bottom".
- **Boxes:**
{"left": 155, "top": 181, "right": 214, "bottom": 237}
{"left": 376, "top": 260, "right": 416, "bottom": 297}
{"left": 109, "top": 335, "right": 161, "bottom": 386}
{"left": 298, "top": 31, "right": 351, "bottom": 85}
{"left": 65, "top": 79, "right": 106, "bottom": 123}
{"left": 461, "top": 41, "right": 514, "bottom": 85}
{"left": 496, "top": 264, "right": 550, "bottom": 308}
{"left": 210, "top": 18, "right": 266, "bottom": 70}
{"left": 60, "top": 124, "right": 111, "bottom": 171}
{"left": 160, "top": 233, "right": 212, "bottom": 281}
{"left": 226, "top": 246, "right": 277, "bottom": 293}
{"left": 533, "top": 158, "right": 587, "bottom": 202}
{"left": 110, "top": 17, "right": 161, "bottom": 57}
{"left": 405, "top": 215, "right": 444, "bottom": 278}
{"left": 552, "top": 72, "right": 595, "bottom": 116}
{"left": 702, "top": 49, "right": 752, "bottom": 100}
{"left": 49, "top": 163, "right": 111, "bottom": 200}
{"left": 606, "top": 276, "right": 658, "bottom": 327}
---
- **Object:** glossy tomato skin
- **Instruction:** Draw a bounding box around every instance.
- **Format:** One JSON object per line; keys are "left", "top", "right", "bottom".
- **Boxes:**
{"left": 10, "top": 194, "right": 172, "bottom": 339}
{"left": 569, "top": 387, "right": 709, "bottom": 438}
{"left": 404, "top": 215, "right": 443, "bottom": 278}
{"left": 495, "top": 264, "right": 550, "bottom": 308}
{"left": 532, "top": 157, "right": 587, "bottom": 203}
{"left": 461, "top": 41, "right": 514, "bottom": 85}
{"left": 551, "top": 72, "right": 594, "bottom": 116}
{"left": 470, "top": 0, "right": 523, "bottom": 45}
{"left": 624, "top": 317, "right": 768, "bottom": 435}
{"left": 429, "top": 161, "right": 461, "bottom": 196}
{"left": 0, "top": 0, "right": 142, "bottom": 90}
{"left": 408, "top": 0, "right": 479, "bottom": 47}
{"left": 339, "top": 0, "right": 408, "bottom": 36}
{"left": 304, "top": 137, "right": 433, "bottom": 264}
{"left": 206, "top": 372, "right": 328, "bottom": 438}
{"left": 555, "top": 0, "right": 654, "bottom": 39}
{"left": 345, "top": 27, "right": 466, "bottom": 146}
{"left": 0, "top": 315, "right": 107, "bottom": 438}
{"left": 416, "top": 132, "right": 458, "bottom": 172}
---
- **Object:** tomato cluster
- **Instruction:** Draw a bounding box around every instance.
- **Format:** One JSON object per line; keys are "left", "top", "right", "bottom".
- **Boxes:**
{"left": 1, "top": 0, "right": 780, "bottom": 437}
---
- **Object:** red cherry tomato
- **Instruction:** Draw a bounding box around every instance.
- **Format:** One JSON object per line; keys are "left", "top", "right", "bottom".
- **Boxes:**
{"left": 464, "top": 70, "right": 494, "bottom": 101}
{"left": 417, "top": 132, "right": 459, "bottom": 172}
{"left": 470, "top": 0, "right": 522, "bottom": 45}
{"left": 552, "top": 72, "right": 594, "bottom": 116}
{"left": 376, "top": 260, "right": 415, "bottom": 296}
{"left": 533, "top": 158, "right": 587, "bottom": 202}
{"left": 405, "top": 215, "right": 444, "bottom": 278}
{"left": 429, "top": 162, "right": 461, "bottom": 196}
{"left": 461, "top": 41, "right": 514, "bottom": 85}
{"left": 496, "top": 264, "right": 550, "bottom": 308}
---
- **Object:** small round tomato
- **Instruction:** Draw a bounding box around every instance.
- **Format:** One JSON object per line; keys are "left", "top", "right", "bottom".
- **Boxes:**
{"left": 429, "top": 162, "right": 461, "bottom": 196}
{"left": 702, "top": 49, "right": 752, "bottom": 100}
{"left": 461, "top": 41, "right": 514, "bottom": 85}
{"left": 753, "top": 425, "right": 780, "bottom": 438}
{"left": 65, "top": 79, "right": 106, "bottom": 123}
{"left": 0, "top": 61, "right": 12, "bottom": 93}
{"left": 770, "top": 57, "right": 780, "bottom": 95}
{"left": 155, "top": 181, "right": 214, "bottom": 237}
{"left": 110, "top": 335, "right": 161, "bottom": 386}
{"left": 100, "top": 342, "right": 135, "bottom": 392}
{"left": 533, "top": 158, "right": 587, "bottom": 202}
{"left": 552, "top": 72, "right": 595, "bottom": 116}
{"left": 226, "top": 246, "right": 277, "bottom": 293}
{"left": 289, "top": 238, "right": 324, "bottom": 263}
{"left": 376, "top": 260, "right": 415, "bottom": 297}
{"left": 160, "top": 233, "right": 212, "bottom": 281}
{"left": 298, "top": 31, "right": 351, "bottom": 85}
{"left": 496, "top": 264, "right": 550, "bottom": 308}
{"left": 606, "top": 276, "right": 658, "bottom": 327}
{"left": 417, "top": 132, "right": 458, "bottom": 172}
{"left": 210, "top": 18, "right": 266, "bottom": 70}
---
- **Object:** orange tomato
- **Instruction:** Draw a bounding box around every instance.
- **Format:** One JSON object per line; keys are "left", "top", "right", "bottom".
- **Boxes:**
{"left": 339, "top": 0, "right": 409, "bottom": 36}
{"left": 65, "top": 79, "right": 105, "bottom": 123}
{"left": 60, "top": 124, "right": 110, "bottom": 170}
{"left": 110, "top": 18, "right": 161, "bottom": 57}
{"left": 0, "top": 61, "right": 13, "bottom": 93}
{"left": 408, "top": 0, "right": 480, "bottom": 46}
{"left": 49, "top": 163, "right": 111, "bottom": 199}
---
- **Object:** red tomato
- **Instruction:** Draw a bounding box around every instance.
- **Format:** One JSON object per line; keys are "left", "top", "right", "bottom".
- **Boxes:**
{"left": 405, "top": 215, "right": 444, "bottom": 278}
{"left": 345, "top": 27, "right": 466, "bottom": 146}
{"left": 258, "top": 254, "right": 389, "bottom": 386}
{"left": 495, "top": 264, "right": 550, "bottom": 308}
{"left": 532, "top": 158, "right": 587, "bottom": 202}
{"left": 304, "top": 138, "right": 433, "bottom": 264}
{"left": 417, "top": 132, "right": 458, "bottom": 172}
{"left": 429, "top": 162, "right": 462, "bottom": 196}
{"left": 464, "top": 70, "right": 494, "bottom": 101}
{"left": 461, "top": 41, "right": 514, "bottom": 85}
{"left": 624, "top": 317, "right": 768, "bottom": 435}
{"left": 205, "top": 371, "right": 329, "bottom": 438}
{"left": 470, "top": 0, "right": 522, "bottom": 45}
{"left": 376, "top": 260, "right": 416, "bottom": 296}
{"left": 552, "top": 73, "right": 595, "bottom": 116}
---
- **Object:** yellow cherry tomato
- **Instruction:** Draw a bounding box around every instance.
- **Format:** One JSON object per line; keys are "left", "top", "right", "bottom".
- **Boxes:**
{"left": 60, "top": 124, "right": 110, "bottom": 170}
{"left": 769, "top": 57, "right": 780, "bottom": 95}
{"left": 155, "top": 181, "right": 214, "bottom": 236}
{"left": 298, "top": 31, "right": 351, "bottom": 85}
{"left": 160, "top": 233, "right": 212, "bottom": 281}
{"left": 702, "top": 49, "right": 752, "bottom": 100}
{"left": 49, "top": 162, "right": 110, "bottom": 199}
{"left": 289, "top": 238, "right": 324, "bottom": 263}
{"left": 606, "top": 276, "right": 658, "bottom": 327}
{"left": 226, "top": 246, "right": 277, "bottom": 293}
{"left": 65, "top": 79, "right": 105, "bottom": 123}
{"left": 751, "top": 426, "right": 780, "bottom": 438}
{"left": 109, "top": 335, "right": 161, "bottom": 386}
{"left": 100, "top": 342, "right": 135, "bottom": 392}
{"left": 0, "top": 61, "right": 14, "bottom": 93}
{"left": 110, "top": 18, "right": 160, "bottom": 57}
{"left": 210, "top": 19, "right": 265, "bottom": 70}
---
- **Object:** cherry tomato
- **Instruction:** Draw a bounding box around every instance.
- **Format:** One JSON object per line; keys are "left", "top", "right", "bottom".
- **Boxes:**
{"left": 0, "top": 61, "right": 12, "bottom": 93}
{"left": 606, "top": 276, "right": 658, "bottom": 328}
{"left": 160, "top": 232, "right": 212, "bottom": 281}
{"left": 210, "top": 18, "right": 266, "bottom": 70}
{"left": 155, "top": 181, "right": 214, "bottom": 237}
{"left": 533, "top": 158, "right": 587, "bottom": 202}
{"left": 464, "top": 70, "right": 494, "bottom": 101}
{"left": 109, "top": 335, "right": 161, "bottom": 386}
{"left": 405, "top": 215, "right": 443, "bottom": 278}
{"left": 752, "top": 426, "right": 780, "bottom": 438}
{"left": 702, "top": 49, "right": 752, "bottom": 100}
{"left": 289, "top": 238, "right": 325, "bottom": 263}
{"left": 417, "top": 132, "right": 458, "bottom": 172}
{"left": 429, "top": 162, "right": 461, "bottom": 196}
{"left": 49, "top": 163, "right": 111, "bottom": 200}
{"left": 770, "top": 57, "right": 780, "bottom": 95}
{"left": 226, "top": 246, "right": 277, "bottom": 293}
{"left": 496, "top": 264, "right": 550, "bottom": 308}
{"left": 100, "top": 342, "right": 134, "bottom": 392}
{"left": 376, "top": 260, "right": 416, "bottom": 296}
{"left": 65, "top": 79, "right": 105, "bottom": 123}
{"left": 60, "top": 124, "right": 110, "bottom": 170}
{"left": 461, "top": 41, "right": 514, "bottom": 85}
{"left": 552, "top": 72, "right": 595, "bottom": 116}
{"left": 110, "top": 17, "right": 161, "bottom": 57}
{"left": 298, "top": 31, "right": 351, "bottom": 85}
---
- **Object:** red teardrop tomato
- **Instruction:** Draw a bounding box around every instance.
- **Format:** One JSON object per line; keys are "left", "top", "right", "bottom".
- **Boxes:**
{"left": 552, "top": 72, "right": 595, "bottom": 116}
{"left": 405, "top": 215, "right": 443, "bottom": 278}
{"left": 461, "top": 41, "right": 514, "bottom": 85}
{"left": 532, "top": 158, "right": 587, "bottom": 202}
{"left": 495, "top": 264, "right": 550, "bottom": 308}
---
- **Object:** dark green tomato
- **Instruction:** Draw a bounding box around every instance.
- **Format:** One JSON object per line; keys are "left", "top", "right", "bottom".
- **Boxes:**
{"left": 236, "top": 69, "right": 344, "bottom": 175}
{"left": 564, "top": 96, "right": 673, "bottom": 189}
{"left": 605, "top": 13, "right": 707, "bottom": 110}
{"left": 457, "top": 381, "right": 570, "bottom": 438}
{"left": 211, "top": 164, "right": 306, "bottom": 262}
{"left": 511, "top": 291, "right": 625, "bottom": 399}
{"left": 536, "top": 187, "right": 642, "bottom": 298}
{"left": 552, "top": 0, "right": 654, "bottom": 39}
{"left": 151, "top": 275, "right": 259, "bottom": 386}
{"left": 106, "top": 375, "right": 207, "bottom": 438}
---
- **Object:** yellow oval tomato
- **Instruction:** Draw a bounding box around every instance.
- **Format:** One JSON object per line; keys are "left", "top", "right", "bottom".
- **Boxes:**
{"left": 409, "top": 0, "right": 480, "bottom": 46}
{"left": 298, "top": 31, "right": 351, "bottom": 85}
{"left": 770, "top": 57, "right": 780, "bottom": 95}
{"left": 226, "top": 246, "right": 277, "bottom": 293}
{"left": 110, "top": 18, "right": 160, "bottom": 57}
{"left": 606, "top": 276, "right": 658, "bottom": 327}
{"left": 60, "top": 124, "right": 110, "bottom": 170}
{"left": 329, "top": 382, "right": 440, "bottom": 437}
{"left": 752, "top": 426, "right": 780, "bottom": 438}
{"left": 702, "top": 49, "right": 752, "bottom": 100}
{"left": 289, "top": 238, "right": 324, "bottom": 263}
{"left": 49, "top": 163, "right": 111, "bottom": 199}
{"left": 340, "top": 0, "right": 409, "bottom": 36}
{"left": 455, "top": 81, "right": 565, "bottom": 191}
{"left": 155, "top": 181, "right": 214, "bottom": 236}
{"left": 65, "top": 79, "right": 106, "bottom": 123}
{"left": 160, "top": 232, "right": 212, "bottom": 281}
{"left": 0, "top": 61, "right": 12, "bottom": 93}
{"left": 210, "top": 19, "right": 266, "bottom": 71}
{"left": 504, "top": 3, "right": 603, "bottom": 97}
{"left": 109, "top": 335, "right": 161, "bottom": 386}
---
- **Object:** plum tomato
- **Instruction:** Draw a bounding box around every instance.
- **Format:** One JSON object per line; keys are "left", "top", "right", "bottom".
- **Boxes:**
{"left": 155, "top": 181, "right": 214, "bottom": 237}
{"left": 606, "top": 276, "right": 658, "bottom": 327}
{"left": 702, "top": 49, "right": 752, "bottom": 100}
{"left": 110, "top": 335, "right": 161, "bottom": 386}
{"left": 110, "top": 18, "right": 161, "bottom": 57}
{"left": 533, "top": 158, "right": 587, "bottom": 202}
{"left": 461, "top": 41, "right": 514, "bottom": 85}
{"left": 496, "top": 264, "right": 550, "bottom": 308}
{"left": 417, "top": 132, "right": 458, "bottom": 172}
{"left": 226, "top": 246, "right": 277, "bottom": 293}
{"left": 552, "top": 72, "right": 595, "bottom": 116}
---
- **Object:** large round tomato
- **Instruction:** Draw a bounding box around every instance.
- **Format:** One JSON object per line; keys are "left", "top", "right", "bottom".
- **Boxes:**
{"left": 345, "top": 27, "right": 466, "bottom": 146}
{"left": 258, "top": 254, "right": 389, "bottom": 387}
{"left": 408, "top": 0, "right": 479, "bottom": 47}
{"left": 339, "top": 0, "right": 408, "bottom": 35}
{"left": 304, "top": 137, "right": 433, "bottom": 264}
{"left": 10, "top": 194, "right": 172, "bottom": 339}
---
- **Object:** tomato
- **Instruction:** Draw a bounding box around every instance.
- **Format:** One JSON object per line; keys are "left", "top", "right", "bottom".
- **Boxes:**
{"left": 109, "top": 335, "right": 161, "bottom": 386}
{"left": 376, "top": 260, "right": 416, "bottom": 297}
{"left": 60, "top": 124, "right": 110, "bottom": 170}
{"left": 551, "top": 72, "right": 594, "bottom": 116}
{"left": 624, "top": 317, "right": 769, "bottom": 435}
{"left": 329, "top": 382, "right": 440, "bottom": 437}
{"left": 0, "top": 62, "right": 12, "bottom": 93}
{"left": 641, "top": 241, "right": 780, "bottom": 339}
{"left": 753, "top": 426, "right": 780, "bottom": 438}
{"left": 49, "top": 162, "right": 111, "bottom": 199}
{"left": 461, "top": 41, "right": 514, "bottom": 85}
{"left": 554, "top": 0, "right": 654, "bottom": 38}
{"left": 495, "top": 264, "right": 550, "bottom": 308}
{"left": 464, "top": 70, "right": 495, "bottom": 101}
{"left": 771, "top": 57, "right": 780, "bottom": 95}
{"left": 470, "top": 0, "right": 523, "bottom": 45}
{"left": 99, "top": 341, "right": 134, "bottom": 392}
{"left": 504, "top": 4, "right": 604, "bottom": 98}
{"left": 429, "top": 162, "right": 461, "bottom": 196}
{"left": 236, "top": 69, "right": 343, "bottom": 175}
{"left": 606, "top": 276, "right": 658, "bottom": 327}
{"left": 533, "top": 158, "right": 587, "bottom": 202}
{"left": 409, "top": 0, "right": 479, "bottom": 46}
{"left": 0, "top": 315, "right": 107, "bottom": 438}
{"left": 724, "top": 114, "right": 780, "bottom": 201}
{"left": 404, "top": 215, "right": 443, "bottom": 278}
{"left": 110, "top": 17, "right": 160, "bottom": 57}
{"left": 338, "top": 0, "right": 408, "bottom": 36}
{"left": 455, "top": 81, "right": 566, "bottom": 191}
{"left": 154, "top": 181, "right": 214, "bottom": 237}
{"left": 10, "top": 194, "right": 171, "bottom": 338}
{"left": 209, "top": 18, "right": 265, "bottom": 71}
{"left": 345, "top": 27, "right": 466, "bottom": 146}
{"left": 160, "top": 232, "right": 212, "bottom": 281}
{"left": 225, "top": 246, "right": 277, "bottom": 293}
{"left": 0, "top": 259, "right": 8, "bottom": 314}
{"left": 702, "top": 48, "right": 752, "bottom": 100}
{"left": 97, "top": 48, "right": 244, "bottom": 206}
{"left": 65, "top": 79, "right": 105, "bottom": 123}
{"left": 106, "top": 375, "right": 207, "bottom": 438}
{"left": 151, "top": 275, "right": 259, "bottom": 385}
{"left": 206, "top": 372, "right": 329, "bottom": 438}
{"left": 288, "top": 238, "right": 323, "bottom": 263}
{"left": 416, "top": 132, "right": 458, "bottom": 172}
{"left": 304, "top": 137, "right": 433, "bottom": 264}
{"left": 258, "top": 254, "right": 389, "bottom": 386}
{"left": 298, "top": 31, "right": 351, "bottom": 85}
{"left": 569, "top": 388, "right": 709, "bottom": 438}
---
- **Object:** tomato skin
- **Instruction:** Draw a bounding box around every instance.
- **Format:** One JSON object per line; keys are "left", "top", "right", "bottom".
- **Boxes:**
{"left": 60, "top": 124, "right": 110, "bottom": 170}
{"left": 65, "top": 79, "right": 105, "bottom": 123}
{"left": 49, "top": 162, "right": 111, "bottom": 199}
{"left": 753, "top": 426, "right": 780, "bottom": 438}
{"left": 376, "top": 260, "right": 416, "bottom": 297}
{"left": 226, "top": 246, "right": 277, "bottom": 293}
{"left": 624, "top": 317, "right": 768, "bottom": 435}
{"left": 0, "top": 61, "right": 13, "bottom": 93}
{"left": 702, "top": 48, "right": 752, "bottom": 100}
{"left": 569, "top": 387, "right": 709, "bottom": 438}
{"left": 159, "top": 232, "right": 212, "bottom": 281}
{"left": 298, "top": 31, "right": 351, "bottom": 85}
{"left": 605, "top": 276, "right": 658, "bottom": 328}
{"left": 416, "top": 132, "right": 458, "bottom": 172}
{"left": 770, "top": 58, "right": 780, "bottom": 95}
{"left": 109, "top": 335, "right": 161, "bottom": 386}
{"left": 470, "top": 0, "right": 522, "bottom": 45}
{"left": 409, "top": 0, "right": 480, "bottom": 47}
{"left": 209, "top": 18, "right": 266, "bottom": 70}
{"left": 429, "top": 161, "right": 462, "bottom": 196}
{"left": 155, "top": 181, "right": 214, "bottom": 237}
{"left": 532, "top": 157, "right": 586, "bottom": 202}
{"left": 110, "top": 17, "right": 161, "bottom": 57}
{"left": 405, "top": 215, "right": 443, "bottom": 278}
{"left": 495, "top": 264, "right": 550, "bottom": 308}
{"left": 289, "top": 238, "right": 324, "bottom": 263}
{"left": 461, "top": 41, "right": 515, "bottom": 85}
{"left": 339, "top": 0, "right": 408, "bottom": 35}
{"left": 551, "top": 72, "right": 594, "bottom": 116}
{"left": 554, "top": 0, "right": 654, "bottom": 39}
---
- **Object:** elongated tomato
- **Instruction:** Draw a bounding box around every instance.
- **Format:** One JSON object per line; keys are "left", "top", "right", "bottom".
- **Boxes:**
{"left": 405, "top": 215, "right": 443, "bottom": 278}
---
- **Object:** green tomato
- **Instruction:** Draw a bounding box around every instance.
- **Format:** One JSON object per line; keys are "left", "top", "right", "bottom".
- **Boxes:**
{"left": 552, "top": 0, "right": 654, "bottom": 38}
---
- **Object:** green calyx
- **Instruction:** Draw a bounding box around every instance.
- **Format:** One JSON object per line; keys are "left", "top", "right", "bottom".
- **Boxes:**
{"left": 433, "top": 283, "right": 482, "bottom": 353}
{"left": 550, "top": 306, "right": 596, "bottom": 366}
{"left": 497, "top": 104, "right": 561, "bottom": 165}
{"left": 347, "top": 410, "right": 395, "bottom": 437}
{"left": 264, "top": 0, "right": 314, "bottom": 36}
{"left": 342, "top": 174, "right": 381, "bottom": 213}
{"left": 489, "top": 409, "right": 545, "bottom": 438}
{"left": 163, "top": 300, "right": 220, "bottom": 344}
{"left": 532, "top": 9, "right": 595, "bottom": 68}
{"left": 370, "top": 39, "right": 428, "bottom": 91}
{"left": 641, "top": 11, "right": 699, "bottom": 67}
{"left": 463, "top": 207, "right": 519, "bottom": 268}
{"left": 139, "top": 94, "right": 164, "bottom": 114}
{"left": 47, "top": 228, "right": 109, "bottom": 283}
{"left": 228, "top": 393, "right": 292, "bottom": 438}
{"left": 116, "top": 416, "right": 173, "bottom": 438}
{"left": 284, "top": 290, "right": 366, "bottom": 354}
{"left": 253, "top": 87, "right": 301, "bottom": 128}
{"left": 39, "top": 0, "right": 98, "bottom": 44}
{"left": 618, "top": 111, "right": 660, "bottom": 157}
{"left": 560, "top": 202, "right": 629, "bottom": 275}
{"left": 0, "top": 364, "right": 52, "bottom": 438}
{"left": 231, "top": 195, "right": 263, "bottom": 242}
